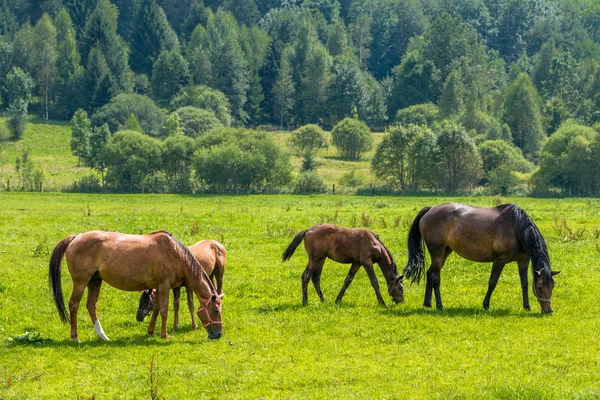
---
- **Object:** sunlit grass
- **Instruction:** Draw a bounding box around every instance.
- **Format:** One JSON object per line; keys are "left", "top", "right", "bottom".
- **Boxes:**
{"left": 0, "top": 194, "right": 599, "bottom": 398}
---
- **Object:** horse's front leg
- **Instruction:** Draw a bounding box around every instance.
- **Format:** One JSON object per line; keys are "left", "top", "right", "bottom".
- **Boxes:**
{"left": 184, "top": 284, "right": 197, "bottom": 329}
{"left": 172, "top": 287, "right": 181, "bottom": 332}
{"left": 335, "top": 262, "right": 361, "bottom": 304}
{"left": 363, "top": 261, "right": 386, "bottom": 306}
{"left": 310, "top": 258, "right": 326, "bottom": 302}
{"left": 483, "top": 261, "right": 506, "bottom": 310}
{"left": 86, "top": 278, "right": 110, "bottom": 341}
{"left": 301, "top": 263, "right": 311, "bottom": 306}
{"left": 518, "top": 259, "right": 531, "bottom": 311}
{"left": 157, "top": 282, "right": 171, "bottom": 339}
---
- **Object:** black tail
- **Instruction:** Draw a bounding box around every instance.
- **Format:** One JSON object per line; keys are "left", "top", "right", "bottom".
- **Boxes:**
{"left": 282, "top": 230, "right": 307, "bottom": 262}
{"left": 403, "top": 207, "right": 431, "bottom": 284}
{"left": 508, "top": 205, "right": 551, "bottom": 277}
{"left": 49, "top": 235, "right": 76, "bottom": 324}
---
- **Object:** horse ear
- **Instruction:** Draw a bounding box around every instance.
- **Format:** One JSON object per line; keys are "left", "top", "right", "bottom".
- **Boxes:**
{"left": 535, "top": 270, "right": 542, "bottom": 277}
{"left": 397, "top": 275, "right": 404, "bottom": 281}
{"left": 551, "top": 271, "right": 561, "bottom": 276}
{"left": 218, "top": 293, "right": 225, "bottom": 299}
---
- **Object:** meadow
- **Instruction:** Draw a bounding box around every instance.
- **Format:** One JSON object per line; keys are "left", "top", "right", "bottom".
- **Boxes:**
{"left": 1, "top": 193, "right": 599, "bottom": 399}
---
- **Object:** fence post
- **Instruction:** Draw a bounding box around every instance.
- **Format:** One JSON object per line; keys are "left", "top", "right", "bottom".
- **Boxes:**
{"left": 332, "top": 184, "right": 335, "bottom": 194}
{"left": 39, "top": 181, "right": 43, "bottom": 192}
{"left": 370, "top": 183, "right": 373, "bottom": 195}
{"left": 6, "top": 179, "right": 9, "bottom": 192}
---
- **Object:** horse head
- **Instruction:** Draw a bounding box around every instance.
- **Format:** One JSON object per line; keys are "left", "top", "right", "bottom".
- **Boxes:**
{"left": 533, "top": 269, "right": 560, "bottom": 314}
{"left": 389, "top": 274, "right": 405, "bottom": 304}
{"left": 136, "top": 289, "right": 155, "bottom": 322}
{"left": 197, "top": 293, "right": 224, "bottom": 339}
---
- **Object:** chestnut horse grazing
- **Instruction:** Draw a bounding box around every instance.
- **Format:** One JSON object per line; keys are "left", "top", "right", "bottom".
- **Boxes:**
{"left": 49, "top": 230, "right": 224, "bottom": 341}
{"left": 282, "top": 224, "right": 404, "bottom": 306}
{"left": 136, "top": 240, "right": 227, "bottom": 332}
{"left": 404, "top": 203, "right": 560, "bottom": 314}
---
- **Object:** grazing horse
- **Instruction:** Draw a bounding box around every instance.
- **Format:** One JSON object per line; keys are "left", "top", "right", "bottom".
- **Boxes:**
{"left": 49, "top": 230, "right": 224, "bottom": 341}
{"left": 403, "top": 203, "right": 560, "bottom": 314}
{"left": 282, "top": 224, "right": 404, "bottom": 306}
{"left": 136, "top": 240, "right": 227, "bottom": 332}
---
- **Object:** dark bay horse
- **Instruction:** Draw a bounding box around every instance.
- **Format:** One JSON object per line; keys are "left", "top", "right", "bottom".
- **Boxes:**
{"left": 49, "top": 230, "right": 224, "bottom": 341}
{"left": 136, "top": 240, "right": 227, "bottom": 332}
{"left": 282, "top": 224, "right": 404, "bottom": 306}
{"left": 404, "top": 203, "right": 560, "bottom": 313}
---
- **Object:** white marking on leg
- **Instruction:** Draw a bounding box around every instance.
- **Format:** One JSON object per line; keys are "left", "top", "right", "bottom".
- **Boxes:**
{"left": 94, "top": 320, "right": 110, "bottom": 341}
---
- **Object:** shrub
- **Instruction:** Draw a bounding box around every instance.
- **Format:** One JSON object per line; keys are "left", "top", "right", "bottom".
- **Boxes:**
{"left": 395, "top": 103, "right": 439, "bottom": 127}
{"left": 294, "top": 171, "right": 326, "bottom": 193}
{"left": 288, "top": 124, "right": 328, "bottom": 156}
{"left": 171, "top": 106, "right": 222, "bottom": 138}
{"left": 331, "top": 118, "right": 373, "bottom": 160}
{"left": 91, "top": 94, "right": 166, "bottom": 137}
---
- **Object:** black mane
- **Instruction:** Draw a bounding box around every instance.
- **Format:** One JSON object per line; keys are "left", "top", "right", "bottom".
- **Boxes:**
{"left": 505, "top": 204, "right": 553, "bottom": 282}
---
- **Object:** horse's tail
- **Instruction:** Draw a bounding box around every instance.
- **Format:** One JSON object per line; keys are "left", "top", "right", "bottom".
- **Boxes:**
{"left": 282, "top": 230, "right": 307, "bottom": 262}
{"left": 49, "top": 235, "right": 76, "bottom": 324}
{"left": 403, "top": 207, "right": 432, "bottom": 284}
{"left": 509, "top": 205, "right": 551, "bottom": 274}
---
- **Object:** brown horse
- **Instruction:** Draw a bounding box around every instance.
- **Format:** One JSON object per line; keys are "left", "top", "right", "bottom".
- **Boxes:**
{"left": 404, "top": 203, "right": 560, "bottom": 314}
{"left": 282, "top": 224, "right": 404, "bottom": 306}
{"left": 136, "top": 240, "right": 227, "bottom": 331}
{"left": 49, "top": 230, "right": 224, "bottom": 341}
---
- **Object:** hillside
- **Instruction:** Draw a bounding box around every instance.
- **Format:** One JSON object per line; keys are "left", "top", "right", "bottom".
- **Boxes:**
{"left": 0, "top": 117, "right": 383, "bottom": 192}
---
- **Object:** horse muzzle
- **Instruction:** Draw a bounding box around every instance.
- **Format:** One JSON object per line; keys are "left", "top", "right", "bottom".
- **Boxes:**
{"left": 207, "top": 325, "right": 223, "bottom": 340}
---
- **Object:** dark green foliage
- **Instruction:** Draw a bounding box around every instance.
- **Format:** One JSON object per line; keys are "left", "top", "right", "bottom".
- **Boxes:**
{"left": 171, "top": 106, "right": 222, "bottom": 138}
{"left": 70, "top": 109, "right": 92, "bottom": 165}
{"left": 388, "top": 52, "right": 438, "bottom": 115}
{"left": 150, "top": 49, "right": 190, "bottom": 106}
{"left": 288, "top": 124, "right": 328, "bottom": 156}
{"left": 436, "top": 122, "right": 482, "bottom": 192}
{"left": 0, "top": 41, "right": 14, "bottom": 108}
{"left": 87, "top": 123, "right": 110, "bottom": 185}
{"left": 80, "top": 0, "right": 132, "bottom": 95}
{"left": 534, "top": 121, "right": 599, "bottom": 195}
{"left": 478, "top": 139, "right": 533, "bottom": 194}
{"left": 0, "top": 0, "right": 17, "bottom": 37}
{"left": 224, "top": 0, "right": 260, "bottom": 26}
{"left": 5, "top": 67, "right": 34, "bottom": 139}
{"left": 104, "top": 130, "right": 163, "bottom": 192}
{"left": 331, "top": 117, "right": 373, "bottom": 160}
{"left": 194, "top": 127, "right": 292, "bottom": 192}
{"left": 91, "top": 93, "right": 166, "bottom": 136}
{"left": 129, "top": 0, "right": 179, "bottom": 76}
{"left": 64, "top": 0, "right": 100, "bottom": 38}
{"left": 395, "top": 103, "right": 440, "bottom": 127}
{"left": 328, "top": 55, "right": 364, "bottom": 124}
{"left": 503, "top": 72, "right": 545, "bottom": 159}
{"left": 161, "top": 134, "right": 196, "bottom": 192}
{"left": 294, "top": 170, "right": 326, "bottom": 193}
{"left": 371, "top": 124, "right": 434, "bottom": 191}
{"left": 171, "top": 85, "right": 232, "bottom": 127}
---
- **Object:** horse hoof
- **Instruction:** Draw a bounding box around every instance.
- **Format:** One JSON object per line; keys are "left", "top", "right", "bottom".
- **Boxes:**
{"left": 72, "top": 337, "right": 81, "bottom": 343}
{"left": 483, "top": 304, "right": 489, "bottom": 310}
{"left": 423, "top": 303, "right": 432, "bottom": 308}
{"left": 148, "top": 331, "right": 155, "bottom": 337}
{"left": 524, "top": 306, "right": 531, "bottom": 311}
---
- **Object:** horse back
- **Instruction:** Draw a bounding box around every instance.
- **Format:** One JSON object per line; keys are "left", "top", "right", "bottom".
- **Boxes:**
{"left": 66, "top": 231, "right": 184, "bottom": 291}
{"left": 189, "top": 240, "right": 227, "bottom": 275}
{"left": 421, "top": 203, "right": 522, "bottom": 262}
{"left": 304, "top": 224, "right": 382, "bottom": 264}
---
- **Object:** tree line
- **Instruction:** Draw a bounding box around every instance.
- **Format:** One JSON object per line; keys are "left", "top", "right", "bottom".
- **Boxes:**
{"left": 1, "top": 0, "right": 600, "bottom": 195}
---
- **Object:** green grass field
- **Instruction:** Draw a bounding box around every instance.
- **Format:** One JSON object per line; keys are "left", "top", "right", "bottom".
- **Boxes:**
{"left": 1, "top": 193, "right": 599, "bottom": 399}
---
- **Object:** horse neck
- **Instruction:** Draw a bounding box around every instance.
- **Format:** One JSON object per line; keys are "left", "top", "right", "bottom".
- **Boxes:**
{"left": 187, "top": 267, "right": 217, "bottom": 301}
{"left": 377, "top": 260, "right": 398, "bottom": 289}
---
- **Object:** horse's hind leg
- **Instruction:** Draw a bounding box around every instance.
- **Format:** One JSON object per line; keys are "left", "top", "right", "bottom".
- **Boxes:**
{"left": 335, "top": 262, "right": 361, "bottom": 304}
{"left": 425, "top": 246, "right": 451, "bottom": 310}
{"left": 86, "top": 277, "right": 109, "bottom": 341}
{"left": 310, "top": 258, "right": 326, "bottom": 302}
{"left": 301, "top": 262, "right": 312, "bottom": 306}
{"left": 68, "top": 281, "right": 87, "bottom": 342}
{"left": 483, "top": 261, "right": 506, "bottom": 310}
{"left": 184, "top": 284, "right": 197, "bottom": 329}
{"left": 156, "top": 282, "right": 171, "bottom": 339}
{"left": 518, "top": 259, "right": 531, "bottom": 311}
{"left": 172, "top": 287, "right": 181, "bottom": 332}
{"left": 363, "top": 261, "right": 386, "bottom": 306}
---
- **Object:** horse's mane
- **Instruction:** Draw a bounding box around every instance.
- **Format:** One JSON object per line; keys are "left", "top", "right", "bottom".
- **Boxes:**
{"left": 373, "top": 233, "right": 398, "bottom": 275}
{"left": 505, "top": 204, "right": 553, "bottom": 283}
{"left": 156, "top": 231, "right": 216, "bottom": 291}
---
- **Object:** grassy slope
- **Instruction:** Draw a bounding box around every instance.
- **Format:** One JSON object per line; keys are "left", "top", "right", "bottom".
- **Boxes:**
{"left": 0, "top": 117, "right": 382, "bottom": 192}
{"left": 0, "top": 193, "right": 599, "bottom": 398}
{"left": 0, "top": 117, "right": 92, "bottom": 191}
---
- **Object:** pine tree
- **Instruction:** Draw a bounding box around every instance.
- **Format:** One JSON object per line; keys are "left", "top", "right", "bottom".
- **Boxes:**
{"left": 129, "top": 0, "right": 179, "bottom": 76}
{"left": 272, "top": 48, "right": 295, "bottom": 129}
{"left": 150, "top": 49, "right": 190, "bottom": 106}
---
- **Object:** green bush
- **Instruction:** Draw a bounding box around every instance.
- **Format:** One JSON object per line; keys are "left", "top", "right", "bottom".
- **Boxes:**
{"left": 91, "top": 94, "right": 166, "bottom": 137}
{"left": 294, "top": 171, "right": 326, "bottom": 194}
{"left": 331, "top": 118, "right": 373, "bottom": 160}
{"left": 171, "top": 106, "right": 222, "bottom": 138}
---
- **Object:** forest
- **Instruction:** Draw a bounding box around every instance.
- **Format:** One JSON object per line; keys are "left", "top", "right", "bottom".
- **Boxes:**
{"left": 1, "top": 0, "right": 600, "bottom": 195}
